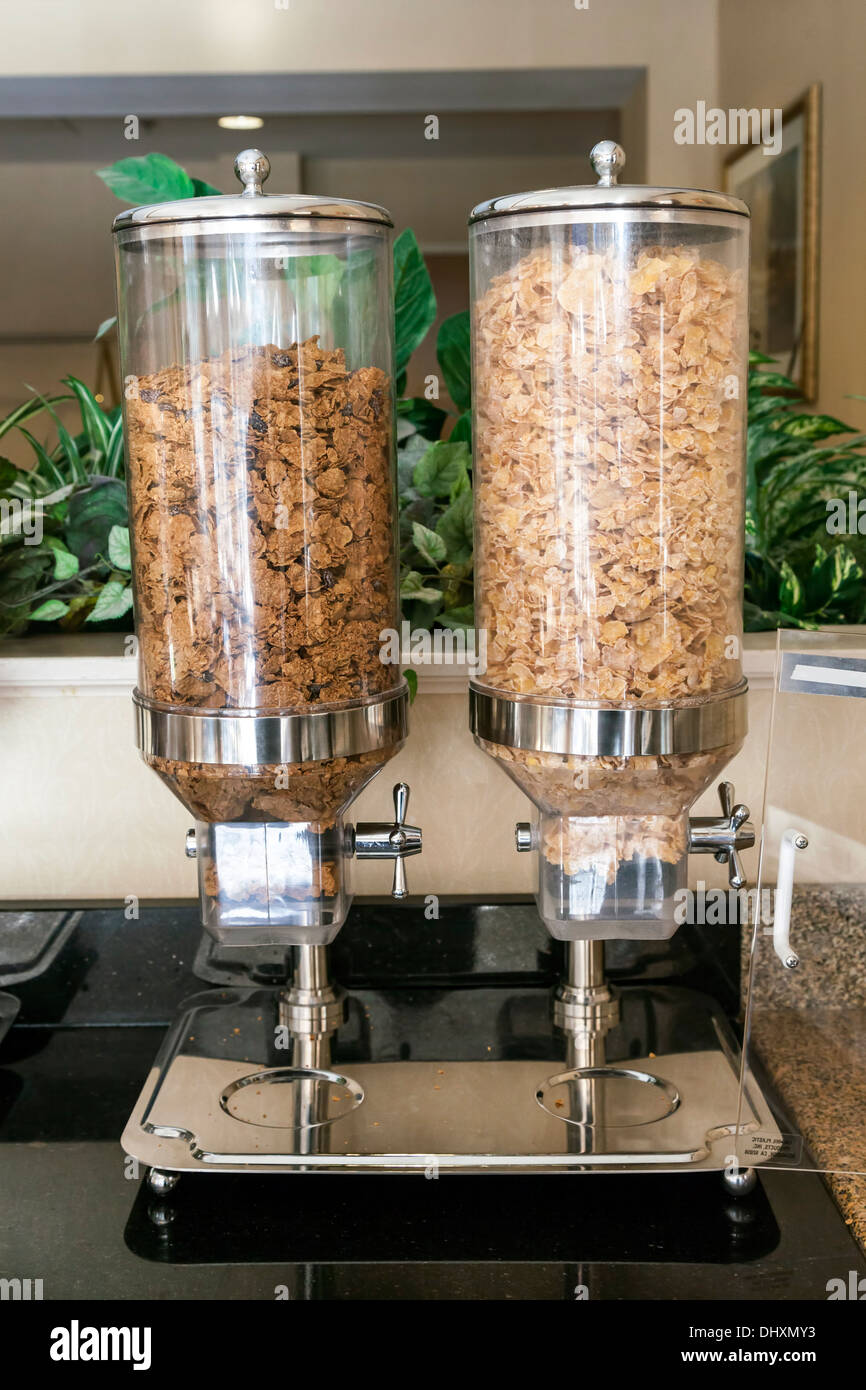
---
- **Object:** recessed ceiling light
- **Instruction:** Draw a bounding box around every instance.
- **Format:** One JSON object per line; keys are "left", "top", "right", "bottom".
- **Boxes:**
{"left": 218, "top": 115, "right": 264, "bottom": 131}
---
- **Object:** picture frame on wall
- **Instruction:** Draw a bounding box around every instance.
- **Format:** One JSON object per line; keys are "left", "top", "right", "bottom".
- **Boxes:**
{"left": 724, "top": 83, "right": 821, "bottom": 401}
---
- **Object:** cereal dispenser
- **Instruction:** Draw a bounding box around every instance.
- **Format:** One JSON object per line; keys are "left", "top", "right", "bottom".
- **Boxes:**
{"left": 116, "top": 152, "right": 426, "bottom": 1190}
{"left": 114, "top": 150, "right": 420, "bottom": 950}
{"left": 119, "top": 148, "right": 778, "bottom": 1196}
{"left": 463, "top": 144, "right": 771, "bottom": 1186}
{"left": 469, "top": 141, "right": 754, "bottom": 946}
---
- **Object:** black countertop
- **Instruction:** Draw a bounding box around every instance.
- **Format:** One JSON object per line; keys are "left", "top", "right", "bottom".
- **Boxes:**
{"left": 0, "top": 902, "right": 863, "bottom": 1301}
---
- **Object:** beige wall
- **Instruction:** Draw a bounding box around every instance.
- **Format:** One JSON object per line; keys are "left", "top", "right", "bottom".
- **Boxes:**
{"left": 7, "top": 0, "right": 862, "bottom": 423}
{"left": 0, "top": 686, "right": 535, "bottom": 903}
{"left": 303, "top": 152, "right": 618, "bottom": 254}
{"left": 718, "top": 0, "right": 866, "bottom": 422}
{"left": 6, "top": 663, "right": 866, "bottom": 905}
{"left": 0, "top": 0, "right": 721, "bottom": 420}
{"left": 0, "top": 679, "right": 768, "bottom": 905}
{"left": 2, "top": 0, "right": 720, "bottom": 189}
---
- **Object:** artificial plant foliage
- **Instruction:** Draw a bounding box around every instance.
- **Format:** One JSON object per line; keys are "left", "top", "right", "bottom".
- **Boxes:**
{"left": 3, "top": 154, "right": 866, "bottom": 639}
{"left": 743, "top": 354, "right": 866, "bottom": 628}
{"left": 393, "top": 228, "right": 438, "bottom": 395}
{"left": 0, "top": 377, "right": 134, "bottom": 634}
{"left": 96, "top": 151, "right": 222, "bottom": 204}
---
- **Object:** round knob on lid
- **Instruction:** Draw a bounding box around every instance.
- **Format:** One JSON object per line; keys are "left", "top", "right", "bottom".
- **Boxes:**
{"left": 234, "top": 148, "right": 271, "bottom": 197}
{"left": 590, "top": 140, "right": 626, "bottom": 188}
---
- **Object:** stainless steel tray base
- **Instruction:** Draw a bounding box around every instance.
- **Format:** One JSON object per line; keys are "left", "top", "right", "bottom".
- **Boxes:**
{"left": 122, "top": 988, "right": 780, "bottom": 1176}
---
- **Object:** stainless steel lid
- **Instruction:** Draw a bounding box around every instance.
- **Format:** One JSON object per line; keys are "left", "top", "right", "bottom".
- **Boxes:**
{"left": 469, "top": 140, "right": 749, "bottom": 224}
{"left": 112, "top": 148, "right": 393, "bottom": 233}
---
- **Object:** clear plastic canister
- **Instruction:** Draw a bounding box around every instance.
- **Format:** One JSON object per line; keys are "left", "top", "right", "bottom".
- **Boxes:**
{"left": 469, "top": 146, "right": 750, "bottom": 939}
{"left": 112, "top": 153, "right": 407, "bottom": 944}
{"left": 470, "top": 197, "right": 748, "bottom": 707}
{"left": 113, "top": 155, "right": 402, "bottom": 830}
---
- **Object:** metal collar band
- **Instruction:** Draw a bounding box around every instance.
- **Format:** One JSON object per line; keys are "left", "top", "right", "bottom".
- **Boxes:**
{"left": 135, "top": 686, "right": 408, "bottom": 767}
{"left": 469, "top": 683, "right": 748, "bottom": 758}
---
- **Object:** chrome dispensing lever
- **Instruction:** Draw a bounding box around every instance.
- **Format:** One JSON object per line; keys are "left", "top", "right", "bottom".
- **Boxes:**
{"left": 354, "top": 782, "right": 423, "bottom": 899}
{"left": 688, "top": 781, "right": 756, "bottom": 889}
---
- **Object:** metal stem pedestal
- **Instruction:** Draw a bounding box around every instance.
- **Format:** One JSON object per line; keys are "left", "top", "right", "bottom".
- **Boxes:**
{"left": 128, "top": 931, "right": 780, "bottom": 1184}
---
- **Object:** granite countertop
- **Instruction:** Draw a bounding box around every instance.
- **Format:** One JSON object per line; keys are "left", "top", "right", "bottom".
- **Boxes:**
{"left": 2, "top": 902, "right": 865, "bottom": 1297}
{"left": 752, "top": 1008, "right": 866, "bottom": 1251}
{"left": 745, "top": 886, "right": 866, "bottom": 1253}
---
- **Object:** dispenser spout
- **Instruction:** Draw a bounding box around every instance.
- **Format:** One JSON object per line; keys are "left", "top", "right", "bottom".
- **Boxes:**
{"left": 688, "top": 781, "right": 755, "bottom": 888}
{"left": 354, "top": 782, "right": 423, "bottom": 899}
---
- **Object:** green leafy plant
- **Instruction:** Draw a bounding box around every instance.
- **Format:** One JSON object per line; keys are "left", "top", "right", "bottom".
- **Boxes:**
{"left": 391, "top": 235, "right": 474, "bottom": 631}
{"left": 97, "top": 151, "right": 222, "bottom": 204}
{"left": 0, "top": 380, "right": 133, "bottom": 632}
{"left": 744, "top": 354, "right": 866, "bottom": 628}
{"left": 7, "top": 151, "right": 866, "bottom": 641}
{"left": 0, "top": 155, "right": 222, "bottom": 635}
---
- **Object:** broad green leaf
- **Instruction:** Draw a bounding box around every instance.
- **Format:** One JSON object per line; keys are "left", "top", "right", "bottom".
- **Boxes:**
{"left": 396, "top": 397, "right": 448, "bottom": 440}
{"left": 107, "top": 524, "right": 132, "bottom": 570}
{"left": 399, "top": 497, "right": 436, "bottom": 558}
{"left": 436, "top": 311, "right": 471, "bottom": 412}
{"left": 449, "top": 462, "right": 471, "bottom": 502}
{"left": 63, "top": 593, "right": 97, "bottom": 618}
{"left": 748, "top": 421, "right": 794, "bottom": 467}
{"left": 0, "top": 550, "right": 52, "bottom": 597}
{"left": 0, "top": 548, "right": 53, "bottom": 633}
{"left": 400, "top": 570, "right": 442, "bottom": 604}
{"left": 30, "top": 598, "right": 70, "bottom": 621}
{"left": 778, "top": 560, "right": 804, "bottom": 614}
{"left": 65, "top": 479, "right": 128, "bottom": 566}
{"left": 53, "top": 551, "right": 79, "bottom": 582}
{"left": 43, "top": 537, "right": 79, "bottom": 581}
{"left": 411, "top": 521, "right": 447, "bottom": 566}
{"left": 404, "top": 668, "right": 418, "bottom": 703}
{"left": 397, "top": 433, "right": 432, "bottom": 502}
{"left": 293, "top": 252, "right": 347, "bottom": 280}
{"left": 96, "top": 152, "right": 197, "bottom": 205}
{"left": 780, "top": 413, "right": 854, "bottom": 441}
{"left": 743, "top": 599, "right": 814, "bottom": 631}
{"left": 435, "top": 489, "right": 474, "bottom": 564}
{"left": 439, "top": 562, "right": 472, "bottom": 611}
{"left": 439, "top": 603, "right": 474, "bottom": 631}
{"left": 413, "top": 440, "right": 471, "bottom": 498}
{"left": 750, "top": 369, "right": 801, "bottom": 393}
{"left": 747, "top": 394, "right": 788, "bottom": 421}
{"left": 805, "top": 543, "right": 863, "bottom": 615}
{"left": 191, "top": 176, "right": 223, "bottom": 197}
{"left": 403, "top": 597, "right": 442, "bottom": 629}
{"left": 448, "top": 410, "right": 472, "bottom": 446}
{"left": 86, "top": 579, "right": 134, "bottom": 623}
{"left": 393, "top": 229, "right": 436, "bottom": 375}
